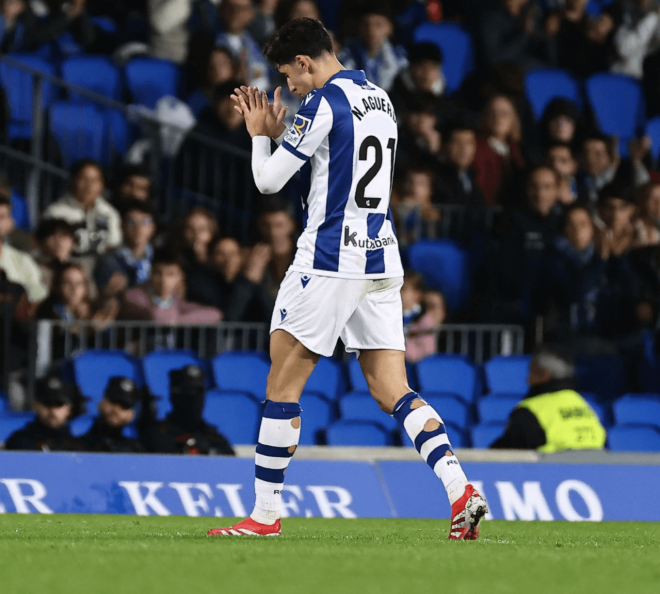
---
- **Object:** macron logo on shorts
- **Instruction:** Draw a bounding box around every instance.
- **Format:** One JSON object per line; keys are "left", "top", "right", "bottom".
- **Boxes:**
{"left": 301, "top": 275, "right": 311, "bottom": 289}
{"left": 280, "top": 309, "right": 287, "bottom": 321}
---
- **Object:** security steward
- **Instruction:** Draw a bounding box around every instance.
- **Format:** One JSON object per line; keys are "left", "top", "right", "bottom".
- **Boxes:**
{"left": 5, "top": 376, "right": 82, "bottom": 451}
{"left": 81, "top": 376, "right": 145, "bottom": 453}
{"left": 141, "top": 365, "right": 235, "bottom": 455}
{"left": 491, "top": 345, "right": 606, "bottom": 452}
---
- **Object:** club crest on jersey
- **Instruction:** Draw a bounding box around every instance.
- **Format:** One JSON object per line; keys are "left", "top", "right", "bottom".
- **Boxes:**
{"left": 284, "top": 115, "right": 312, "bottom": 148}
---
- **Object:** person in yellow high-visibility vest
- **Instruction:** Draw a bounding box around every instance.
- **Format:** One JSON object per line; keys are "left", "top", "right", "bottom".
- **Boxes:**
{"left": 491, "top": 345, "right": 606, "bottom": 452}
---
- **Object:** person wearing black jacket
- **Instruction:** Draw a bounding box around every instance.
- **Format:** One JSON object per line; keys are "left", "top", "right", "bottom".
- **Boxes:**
{"left": 81, "top": 376, "right": 144, "bottom": 453}
{"left": 141, "top": 365, "right": 235, "bottom": 456}
{"left": 5, "top": 376, "right": 82, "bottom": 451}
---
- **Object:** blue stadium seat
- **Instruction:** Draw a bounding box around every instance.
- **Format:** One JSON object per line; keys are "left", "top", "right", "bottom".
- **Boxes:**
{"left": 62, "top": 56, "right": 123, "bottom": 102}
{"left": 585, "top": 73, "right": 645, "bottom": 157}
{"left": 0, "top": 54, "right": 57, "bottom": 139}
{"left": 413, "top": 22, "right": 474, "bottom": 94}
{"left": 471, "top": 423, "right": 505, "bottom": 448}
{"left": 477, "top": 394, "right": 520, "bottom": 424}
{"left": 300, "top": 391, "right": 334, "bottom": 445}
{"left": 74, "top": 350, "right": 142, "bottom": 408}
{"left": 581, "top": 393, "right": 612, "bottom": 427}
{"left": 646, "top": 116, "right": 660, "bottom": 167}
{"left": 0, "top": 413, "right": 35, "bottom": 443}
{"left": 212, "top": 351, "right": 270, "bottom": 398}
{"left": 142, "top": 350, "right": 204, "bottom": 416}
{"left": 125, "top": 57, "right": 181, "bottom": 109}
{"left": 348, "top": 357, "right": 368, "bottom": 392}
{"left": 339, "top": 392, "right": 397, "bottom": 431}
{"left": 70, "top": 415, "right": 94, "bottom": 437}
{"left": 10, "top": 190, "right": 30, "bottom": 230}
{"left": 204, "top": 389, "right": 261, "bottom": 445}
{"left": 525, "top": 69, "right": 582, "bottom": 120}
{"left": 407, "top": 240, "right": 469, "bottom": 311}
{"left": 421, "top": 393, "right": 470, "bottom": 428}
{"left": 105, "top": 109, "right": 131, "bottom": 158}
{"left": 49, "top": 102, "right": 108, "bottom": 167}
{"left": 613, "top": 395, "right": 660, "bottom": 430}
{"left": 325, "top": 420, "right": 391, "bottom": 446}
{"left": 416, "top": 355, "right": 479, "bottom": 403}
{"left": 305, "top": 357, "right": 344, "bottom": 401}
{"left": 0, "top": 398, "right": 5, "bottom": 415}
{"left": 317, "top": 0, "right": 341, "bottom": 32}
{"left": 576, "top": 354, "right": 625, "bottom": 400}
{"left": 608, "top": 425, "right": 660, "bottom": 452}
{"left": 484, "top": 355, "right": 532, "bottom": 395}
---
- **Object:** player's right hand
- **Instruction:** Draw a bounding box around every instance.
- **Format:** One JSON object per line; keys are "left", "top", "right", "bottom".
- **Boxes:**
{"left": 232, "top": 86, "right": 287, "bottom": 139}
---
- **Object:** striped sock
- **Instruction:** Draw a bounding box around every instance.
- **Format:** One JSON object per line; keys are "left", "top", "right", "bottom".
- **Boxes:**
{"left": 250, "top": 400, "right": 301, "bottom": 525}
{"left": 393, "top": 392, "right": 468, "bottom": 505}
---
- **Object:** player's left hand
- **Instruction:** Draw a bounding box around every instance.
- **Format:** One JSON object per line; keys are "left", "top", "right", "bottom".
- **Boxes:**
{"left": 232, "top": 86, "right": 287, "bottom": 139}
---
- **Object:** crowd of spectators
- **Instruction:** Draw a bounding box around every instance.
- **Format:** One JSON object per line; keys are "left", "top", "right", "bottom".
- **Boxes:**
{"left": 2, "top": 0, "right": 660, "bottom": 406}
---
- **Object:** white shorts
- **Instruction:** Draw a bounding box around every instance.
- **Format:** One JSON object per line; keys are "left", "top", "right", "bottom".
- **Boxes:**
{"left": 270, "top": 271, "right": 405, "bottom": 357}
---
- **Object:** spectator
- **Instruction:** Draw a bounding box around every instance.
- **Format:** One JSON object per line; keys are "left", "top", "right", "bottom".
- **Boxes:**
{"left": 81, "top": 376, "right": 144, "bottom": 453}
{"left": 491, "top": 344, "right": 606, "bottom": 451}
{"left": 94, "top": 200, "right": 156, "bottom": 299}
{"left": 0, "top": 0, "right": 27, "bottom": 52}
{"left": 401, "top": 271, "right": 446, "bottom": 363}
{"left": 112, "top": 165, "right": 153, "bottom": 207}
{"left": 340, "top": 3, "right": 407, "bottom": 92}
{"left": 0, "top": 196, "right": 48, "bottom": 306}
{"left": 632, "top": 181, "right": 660, "bottom": 247}
{"left": 596, "top": 181, "right": 636, "bottom": 257}
{"left": 186, "top": 46, "right": 242, "bottom": 117}
{"left": 173, "top": 206, "right": 219, "bottom": 269}
{"left": 397, "top": 100, "right": 442, "bottom": 170}
{"left": 274, "top": 0, "right": 320, "bottom": 29}
{"left": 42, "top": 159, "right": 122, "bottom": 271}
{"left": 33, "top": 218, "right": 77, "bottom": 290}
{"left": 475, "top": 0, "right": 556, "bottom": 73}
{"left": 538, "top": 98, "right": 583, "bottom": 153}
{"left": 247, "top": 0, "right": 278, "bottom": 47}
{"left": 435, "top": 120, "right": 485, "bottom": 207}
{"left": 392, "top": 167, "right": 439, "bottom": 243}
{"left": 611, "top": 0, "right": 660, "bottom": 79}
{"left": 546, "top": 142, "right": 579, "bottom": 206}
{"left": 536, "top": 205, "right": 632, "bottom": 337}
{"left": 27, "top": 0, "right": 96, "bottom": 58}
{"left": 120, "top": 248, "right": 222, "bottom": 324}
{"left": 4, "top": 376, "right": 81, "bottom": 451}
{"left": 141, "top": 365, "right": 235, "bottom": 455}
{"left": 473, "top": 94, "right": 525, "bottom": 207}
{"left": 148, "top": 0, "right": 192, "bottom": 64}
{"left": 577, "top": 132, "right": 619, "bottom": 205}
{"left": 215, "top": 0, "right": 269, "bottom": 90}
{"left": 186, "top": 235, "right": 275, "bottom": 322}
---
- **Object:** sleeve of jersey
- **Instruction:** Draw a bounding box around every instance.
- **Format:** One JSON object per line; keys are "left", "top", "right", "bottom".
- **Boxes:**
{"left": 280, "top": 93, "right": 333, "bottom": 161}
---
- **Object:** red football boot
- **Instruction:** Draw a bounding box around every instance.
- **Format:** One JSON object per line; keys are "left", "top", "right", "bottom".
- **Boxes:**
{"left": 207, "top": 517, "right": 282, "bottom": 537}
{"left": 448, "top": 484, "right": 488, "bottom": 541}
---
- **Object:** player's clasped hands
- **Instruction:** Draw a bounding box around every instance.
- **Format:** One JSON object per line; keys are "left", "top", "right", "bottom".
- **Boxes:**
{"left": 231, "top": 85, "right": 288, "bottom": 140}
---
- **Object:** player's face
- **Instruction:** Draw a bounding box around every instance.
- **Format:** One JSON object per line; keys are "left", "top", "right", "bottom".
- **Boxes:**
{"left": 279, "top": 62, "right": 315, "bottom": 98}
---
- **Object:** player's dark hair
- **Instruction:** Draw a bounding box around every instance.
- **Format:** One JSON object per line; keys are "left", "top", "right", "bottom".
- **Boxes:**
{"left": 264, "top": 18, "right": 333, "bottom": 66}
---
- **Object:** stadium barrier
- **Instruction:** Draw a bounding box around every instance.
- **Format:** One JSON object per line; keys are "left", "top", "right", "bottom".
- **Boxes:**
{"left": 0, "top": 449, "right": 658, "bottom": 521}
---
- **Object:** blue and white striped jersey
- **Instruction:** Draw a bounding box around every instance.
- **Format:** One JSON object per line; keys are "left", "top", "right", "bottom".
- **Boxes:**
{"left": 281, "top": 70, "right": 403, "bottom": 279}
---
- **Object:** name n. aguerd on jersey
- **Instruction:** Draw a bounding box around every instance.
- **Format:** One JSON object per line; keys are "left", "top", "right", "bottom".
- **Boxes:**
{"left": 281, "top": 70, "right": 404, "bottom": 281}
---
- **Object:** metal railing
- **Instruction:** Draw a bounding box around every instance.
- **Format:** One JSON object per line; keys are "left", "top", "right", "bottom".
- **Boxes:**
{"left": 0, "top": 54, "right": 257, "bottom": 241}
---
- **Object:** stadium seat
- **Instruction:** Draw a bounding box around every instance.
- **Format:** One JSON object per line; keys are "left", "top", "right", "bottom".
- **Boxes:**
{"left": 62, "top": 56, "right": 123, "bottom": 102}
{"left": 525, "top": 69, "right": 582, "bottom": 121}
{"left": 484, "top": 355, "right": 532, "bottom": 395}
{"left": 581, "top": 393, "right": 612, "bottom": 427}
{"left": 421, "top": 393, "right": 471, "bottom": 428}
{"left": 304, "top": 357, "right": 344, "bottom": 401}
{"left": 416, "top": 355, "right": 479, "bottom": 403}
{"left": 70, "top": 415, "right": 94, "bottom": 437}
{"left": 348, "top": 357, "right": 369, "bottom": 392}
{"left": 325, "top": 420, "right": 391, "bottom": 446}
{"left": 646, "top": 116, "right": 660, "bottom": 167}
{"left": 317, "top": 0, "right": 341, "bottom": 32}
{"left": 0, "top": 399, "right": 5, "bottom": 415}
{"left": 105, "top": 109, "right": 131, "bottom": 159}
{"left": 407, "top": 240, "right": 469, "bottom": 311}
{"left": 212, "top": 351, "right": 270, "bottom": 398}
{"left": 125, "top": 57, "right": 181, "bottom": 109}
{"left": 204, "top": 389, "right": 261, "bottom": 445}
{"left": 477, "top": 394, "right": 520, "bottom": 424}
{"left": 74, "top": 350, "right": 142, "bottom": 408}
{"left": 300, "top": 391, "right": 334, "bottom": 445}
{"left": 608, "top": 425, "right": 660, "bottom": 452}
{"left": 613, "top": 395, "right": 660, "bottom": 430}
{"left": 49, "top": 101, "right": 108, "bottom": 167}
{"left": 0, "top": 54, "right": 57, "bottom": 138}
{"left": 413, "top": 22, "right": 474, "bottom": 94}
{"left": 471, "top": 423, "right": 505, "bottom": 449}
{"left": 0, "top": 413, "right": 35, "bottom": 443}
{"left": 575, "top": 354, "right": 625, "bottom": 400}
{"left": 585, "top": 73, "right": 645, "bottom": 157}
{"left": 339, "top": 392, "right": 398, "bottom": 431}
{"left": 10, "top": 190, "right": 30, "bottom": 230}
{"left": 142, "top": 350, "right": 204, "bottom": 416}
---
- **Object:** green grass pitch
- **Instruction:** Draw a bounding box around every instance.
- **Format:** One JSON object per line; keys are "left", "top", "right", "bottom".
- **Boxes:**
{"left": 1, "top": 516, "right": 658, "bottom": 594}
